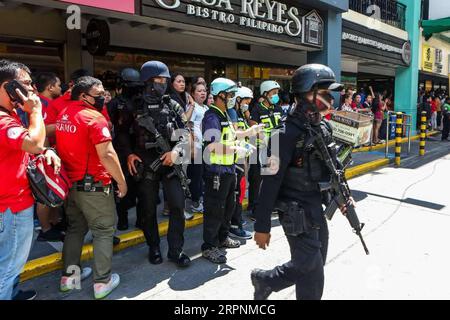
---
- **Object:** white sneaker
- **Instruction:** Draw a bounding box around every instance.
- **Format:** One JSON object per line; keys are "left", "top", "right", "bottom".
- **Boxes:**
{"left": 191, "top": 201, "right": 204, "bottom": 213}
{"left": 94, "top": 273, "right": 120, "bottom": 299}
{"left": 60, "top": 267, "right": 93, "bottom": 292}
{"left": 184, "top": 211, "right": 194, "bottom": 220}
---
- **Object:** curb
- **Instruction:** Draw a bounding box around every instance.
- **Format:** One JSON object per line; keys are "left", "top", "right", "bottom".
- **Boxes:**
{"left": 20, "top": 156, "right": 392, "bottom": 283}
{"left": 353, "top": 130, "right": 439, "bottom": 153}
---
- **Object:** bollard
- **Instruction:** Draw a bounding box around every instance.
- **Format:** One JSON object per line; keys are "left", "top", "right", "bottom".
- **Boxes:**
{"left": 420, "top": 111, "right": 427, "bottom": 156}
{"left": 395, "top": 112, "right": 403, "bottom": 166}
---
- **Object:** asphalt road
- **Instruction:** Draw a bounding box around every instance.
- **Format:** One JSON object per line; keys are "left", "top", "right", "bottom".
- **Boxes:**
{"left": 21, "top": 139, "right": 450, "bottom": 300}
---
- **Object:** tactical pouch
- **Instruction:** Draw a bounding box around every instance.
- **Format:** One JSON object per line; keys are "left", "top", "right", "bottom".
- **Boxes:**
{"left": 277, "top": 201, "right": 309, "bottom": 237}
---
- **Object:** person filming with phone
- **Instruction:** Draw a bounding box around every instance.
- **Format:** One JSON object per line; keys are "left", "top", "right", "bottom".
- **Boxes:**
{"left": 0, "top": 60, "right": 60, "bottom": 300}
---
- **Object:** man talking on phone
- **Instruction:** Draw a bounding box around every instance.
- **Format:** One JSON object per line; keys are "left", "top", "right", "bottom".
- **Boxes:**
{"left": 0, "top": 60, "right": 60, "bottom": 300}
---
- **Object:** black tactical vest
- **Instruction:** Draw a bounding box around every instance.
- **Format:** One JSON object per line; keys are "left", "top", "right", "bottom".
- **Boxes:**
{"left": 278, "top": 115, "right": 334, "bottom": 199}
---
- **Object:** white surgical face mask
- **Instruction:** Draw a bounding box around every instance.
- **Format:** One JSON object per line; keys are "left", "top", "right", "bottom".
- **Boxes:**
{"left": 227, "top": 96, "right": 236, "bottom": 109}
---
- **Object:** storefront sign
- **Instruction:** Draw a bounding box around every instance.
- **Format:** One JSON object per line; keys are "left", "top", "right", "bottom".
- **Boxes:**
{"left": 401, "top": 41, "right": 411, "bottom": 66}
{"left": 342, "top": 20, "right": 410, "bottom": 67}
{"left": 142, "top": 0, "right": 323, "bottom": 47}
{"left": 342, "top": 32, "right": 403, "bottom": 54}
{"left": 59, "top": 0, "right": 135, "bottom": 13}
{"left": 422, "top": 44, "right": 435, "bottom": 73}
{"left": 85, "top": 19, "right": 110, "bottom": 56}
{"left": 434, "top": 48, "right": 443, "bottom": 74}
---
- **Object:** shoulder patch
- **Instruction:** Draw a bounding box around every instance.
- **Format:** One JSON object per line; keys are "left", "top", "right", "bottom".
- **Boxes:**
{"left": 7, "top": 127, "right": 22, "bottom": 140}
{"left": 102, "top": 127, "right": 111, "bottom": 138}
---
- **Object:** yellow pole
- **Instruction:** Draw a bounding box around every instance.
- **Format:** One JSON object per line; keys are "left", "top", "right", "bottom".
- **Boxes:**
{"left": 419, "top": 111, "right": 427, "bottom": 156}
{"left": 395, "top": 112, "right": 403, "bottom": 166}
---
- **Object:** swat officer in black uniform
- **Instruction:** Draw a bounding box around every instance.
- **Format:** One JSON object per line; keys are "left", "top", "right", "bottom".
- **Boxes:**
{"left": 118, "top": 61, "right": 191, "bottom": 267}
{"left": 108, "top": 68, "right": 143, "bottom": 231}
{"left": 251, "top": 64, "right": 348, "bottom": 300}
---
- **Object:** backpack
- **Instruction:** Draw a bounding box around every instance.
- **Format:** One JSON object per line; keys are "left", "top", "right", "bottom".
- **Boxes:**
{"left": 27, "top": 153, "right": 72, "bottom": 207}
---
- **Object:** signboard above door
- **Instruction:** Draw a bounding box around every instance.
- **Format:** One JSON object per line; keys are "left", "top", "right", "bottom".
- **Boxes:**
{"left": 141, "top": 0, "right": 324, "bottom": 48}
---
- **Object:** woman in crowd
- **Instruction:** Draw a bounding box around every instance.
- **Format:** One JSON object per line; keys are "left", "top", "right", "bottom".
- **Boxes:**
{"left": 372, "top": 94, "right": 385, "bottom": 144}
{"left": 340, "top": 93, "right": 354, "bottom": 112}
{"left": 169, "top": 73, "right": 193, "bottom": 111}
{"left": 430, "top": 96, "right": 437, "bottom": 130}
{"left": 186, "top": 82, "right": 209, "bottom": 213}
{"left": 206, "top": 93, "right": 214, "bottom": 107}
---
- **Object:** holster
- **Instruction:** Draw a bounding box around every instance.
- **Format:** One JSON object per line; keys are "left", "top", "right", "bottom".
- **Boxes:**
{"left": 275, "top": 201, "right": 310, "bottom": 236}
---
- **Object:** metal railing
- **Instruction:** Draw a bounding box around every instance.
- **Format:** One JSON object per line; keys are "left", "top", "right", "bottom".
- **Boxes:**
{"left": 349, "top": 0, "right": 407, "bottom": 31}
{"left": 385, "top": 111, "right": 412, "bottom": 158}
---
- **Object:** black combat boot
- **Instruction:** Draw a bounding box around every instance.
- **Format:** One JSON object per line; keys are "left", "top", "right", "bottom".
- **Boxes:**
{"left": 250, "top": 269, "right": 273, "bottom": 300}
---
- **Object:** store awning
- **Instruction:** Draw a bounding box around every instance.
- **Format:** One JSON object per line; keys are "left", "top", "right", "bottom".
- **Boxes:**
{"left": 422, "top": 17, "right": 450, "bottom": 40}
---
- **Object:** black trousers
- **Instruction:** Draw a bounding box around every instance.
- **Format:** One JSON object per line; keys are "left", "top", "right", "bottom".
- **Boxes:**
{"left": 443, "top": 115, "right": 449, "bottom": 140}
{"left": 136, "top": 170, "right": 185, "bottom": 255}
{"left": 115, "top": 174, "right": 142, "bottom": 222}
{"left": 258, "top": 212, "right": 329, "bottom": 300}
{"left": 202, "top": 173, "right": 236, "bottom": 251}
{"left": 231, "top": 168, "right": 245, "bottom": 227}
{"left": 187, "top": 163, "right": 204, "bottom": 203}
{"left": 248, "top": 162, "right": 262, "bottom": 212}
{"left": 437, "top": 111, "right": 442, "bottom": 127}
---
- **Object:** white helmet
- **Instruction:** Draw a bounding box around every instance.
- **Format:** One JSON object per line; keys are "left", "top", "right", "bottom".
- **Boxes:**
{"left": 210, "top": 77, "right": 238, "bottom": 96}
{"left": 236, "top": 86, "right": 254, "bottom": 99}
{"left": 260, "top": 80, "right": 281, "bottom": 96}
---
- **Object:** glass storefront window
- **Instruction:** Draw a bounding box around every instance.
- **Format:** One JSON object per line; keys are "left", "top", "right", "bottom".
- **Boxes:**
{"left": 94, "top": 50, "right": 296, "bottom": 94}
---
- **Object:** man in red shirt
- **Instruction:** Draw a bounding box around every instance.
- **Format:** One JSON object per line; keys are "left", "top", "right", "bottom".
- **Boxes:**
{"left": 0, "top": 60, "right": 60, "bottom": 300}
{"left": 56, "top": 76, "right": 127, "bottom": 299}
{"left": 46, "top": 69, "right": 112, "bottom": 140}
{"left": 34, "top": 72, "right": 65, "bottom": 242}
{"left": 35, "top": 72, "right": 62, "bottom": 120}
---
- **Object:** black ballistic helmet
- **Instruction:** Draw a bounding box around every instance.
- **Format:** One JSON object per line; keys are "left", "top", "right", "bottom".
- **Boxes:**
{"left": 117, "top": 68, "right": 142, "bottom": 87}
{"left": 291, "top": 64, "right": 343, "bottom": 94}
{"left": 140, "top": 61, "right": 170, "bottom": 82}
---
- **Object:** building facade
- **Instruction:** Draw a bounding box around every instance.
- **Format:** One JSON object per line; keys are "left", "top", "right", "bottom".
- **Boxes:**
{"left": 0, "top": 0, "right": 347, "bottom": 95}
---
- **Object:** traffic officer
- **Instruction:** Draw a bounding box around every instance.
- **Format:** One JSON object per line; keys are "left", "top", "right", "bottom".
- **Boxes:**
{"left": 247, "top": 80, "right": 283, "bottom": 218}
{"left": 229, "top": 86, "right": 257, "bottom": 240}
{"left": 201, "top": 78, "right": 251, "bottom": 264}
{"left": 108, "top": 68, "right": 143, "bottom": 230}
{"left": 121, "top": 61, "right": 191, "bottom": 267}
{"left": 251, "top": 64, "right": 346, "bottom": 300}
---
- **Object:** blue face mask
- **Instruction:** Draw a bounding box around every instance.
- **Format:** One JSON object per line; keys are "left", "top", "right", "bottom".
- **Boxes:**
{"left": 270, "top": 94, "right": 280, "bottom": 105}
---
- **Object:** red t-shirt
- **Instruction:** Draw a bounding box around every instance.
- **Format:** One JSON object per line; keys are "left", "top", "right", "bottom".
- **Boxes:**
{"left": 55, "top": 101, "right": 113, "bottom": 186}
{"left": 38, "top": 94, "right": 52, "bottom": 122}
{"left": 0, "top": 109, "right": 34, "bottom": 213}
{"left": 431, "top": 101, "right": 437, "bottom": 113}
{"left": 45, "top": 91, "right": 72, "bottom": 126}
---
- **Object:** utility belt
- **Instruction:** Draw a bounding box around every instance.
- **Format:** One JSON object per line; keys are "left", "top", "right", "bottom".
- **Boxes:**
{"left": 274, "top": 200, "right": 314, "bottom": 236}
{"left": 75, "top": 175, "right": 111, "bottom": 194}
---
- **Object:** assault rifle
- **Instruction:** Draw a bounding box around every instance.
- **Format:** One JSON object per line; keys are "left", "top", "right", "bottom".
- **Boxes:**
{"left": 137, "top": 113, "right": 192, "bottom": 199}
{"left": 309, "top": 126, "right": 370, "bottom": 255}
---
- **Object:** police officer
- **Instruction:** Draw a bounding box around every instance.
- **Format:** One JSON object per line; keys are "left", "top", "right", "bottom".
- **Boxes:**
{"left": 247, "top": 80, "right": 283, "bottom": 217}
{"left": 251, "top": 64, "right": 346, "bottom": 300}
{"left": 201, "top": 78, "right": 250, "bottom": 264}
{"left": 108, "top": 68, "right": 143, "bottom": 230}
{"left": 120, "top": 61, "right": 191, "bottom": 267}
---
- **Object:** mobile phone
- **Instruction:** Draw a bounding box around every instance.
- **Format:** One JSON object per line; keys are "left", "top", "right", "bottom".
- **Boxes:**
{"left": 4, "top": 80, "right": 28, "bottom": 104}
